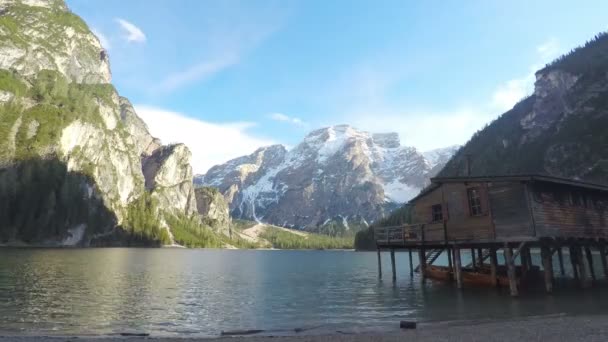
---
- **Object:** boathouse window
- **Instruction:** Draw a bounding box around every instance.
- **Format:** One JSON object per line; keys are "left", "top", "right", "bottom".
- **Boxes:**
{"left": 431, "top": 204, "right": 443, "bottom": 222}
{"left": 467, "top": 188, "right": 483, "bottom": 216}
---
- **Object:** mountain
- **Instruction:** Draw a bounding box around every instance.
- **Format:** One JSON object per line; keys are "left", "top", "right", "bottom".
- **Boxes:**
{"left": 0, "top": 0, "right": 208, "bottom": 246}
{"left": 440, "top": 32, "right": 608, "bottom": 184}
{"left": 196, "top": 125, "right": 457, "bottom": 232}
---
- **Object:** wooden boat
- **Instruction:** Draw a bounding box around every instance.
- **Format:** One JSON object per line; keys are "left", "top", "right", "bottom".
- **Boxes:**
{"left": 423, "top": 264, "right": 540, "bottom": 288}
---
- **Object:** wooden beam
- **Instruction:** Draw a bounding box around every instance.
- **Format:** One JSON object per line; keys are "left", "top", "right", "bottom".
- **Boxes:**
{"left": 557, "top": 247, "right": 565, "bottom": 277}
{"left": 477, "top": 248, "right": 483, "bottom": 267}
{"left": 454, "top": 247, "right": 463, "bottom": 289}
{"left": 408, "top": 248, "right": 414, "bottom": 277}
{"left": 377, "top": 249, "right": 382, "bottom": 279}
{"left": 541, "top": 245, "right": 553, "bottom": 293}
{"left": 521, "top": 246, "right": 529, "bottom": 282}
{"left": 504, "top": 244, "right": 518, "bottom": 296}
{"left": 390, "top": 248, "right": 397, "bottom": 281}
{"left": 585, "top": 246, "right": 596, "bottom": 282}
{"left": 447, "top": 247, "right": 453, "bottom": 281}
{"left": 490, "top": 247, "right": 498, "bottom": 287}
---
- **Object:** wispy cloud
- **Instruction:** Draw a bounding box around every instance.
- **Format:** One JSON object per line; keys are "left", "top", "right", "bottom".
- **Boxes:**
{"left": 268, "top": 113, "right": 306, "bottom": 126}
{"left": 157, "top": 54, "right": 239, "bottom": 93}
{"left": 339, "top": 38, "right": 565, "bottom": 151}
{"left": 155, "top": 4, "right": 289, "bottom": 93}
{"left": 92, "top": 28, "right": 111, "bottom": 49}
{"left": 491, "top": 38, "right": 562, "bottom": 111}
{"left": 116, "top": 18, "right": 146, "bottom": 43}
{"left": 134, "top": 105, "right": 275, "bottom": 173}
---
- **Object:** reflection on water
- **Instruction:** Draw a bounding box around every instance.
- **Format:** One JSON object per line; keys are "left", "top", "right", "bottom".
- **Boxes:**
{"left": 0, "top": 248, "right": 607, "bottom": 336}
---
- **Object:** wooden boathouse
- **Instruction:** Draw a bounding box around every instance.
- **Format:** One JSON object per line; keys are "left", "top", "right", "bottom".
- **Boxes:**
{"left": 374, "top": 174, "right": 608, "bottom": 296}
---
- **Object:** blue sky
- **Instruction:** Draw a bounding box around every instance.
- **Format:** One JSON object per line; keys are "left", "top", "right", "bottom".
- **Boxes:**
{"left": 68, "top": 0, "right": 608, "bottom": 173}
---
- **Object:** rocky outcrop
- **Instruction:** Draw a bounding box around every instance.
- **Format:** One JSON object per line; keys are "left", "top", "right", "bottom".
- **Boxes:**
{"left": 195, "top": 187, "right": 231, "bottom": 236}
{"left": 439, "top": 32, "right": 608, "bottom": 185}
{"left": 142, "top": 144, "right": 197, "bottom": 216}
{"left": 197, "top": 125, "right": 457, "bottom": 231}
{"left": 0, "top": 0, "right": 200, "bottom": 245}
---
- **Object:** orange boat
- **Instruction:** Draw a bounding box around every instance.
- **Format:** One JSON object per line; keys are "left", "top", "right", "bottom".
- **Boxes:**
{"left": 423, "top": 264, "right": 540, "bottom": 288}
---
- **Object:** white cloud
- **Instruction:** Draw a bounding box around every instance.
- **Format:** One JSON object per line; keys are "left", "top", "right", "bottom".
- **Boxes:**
{"left": 268, "top": 113, "right": 306, "bottom": 126}
{"left": 341, "top": 38, "right": 567, "bottom": 151}
{"left": 134, "top": 105, "right": 275, "bottom": 173}
{"left": 490, "top": 38, "right": 562, "bottom": 111}
{"left": 92, "top": 28, "right": 111, "bottom": 50}
{"left": 157, "top": 54, "right": 239, "bottom": 92}
{"left": 116, "top": 18, "right": 146, "bottom": 43}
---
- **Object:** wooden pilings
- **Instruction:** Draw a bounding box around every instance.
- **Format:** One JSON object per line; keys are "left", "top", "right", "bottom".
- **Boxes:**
{"left": 584, "top": 247, "right": 596, "bottom": 282}
{"left": 557, "top": 247, "right": 565, "bottom": 276}
{"left": 600, "top": 244, "right": 608, "bottom": 280}
{"left": 504, "top": 245, "right": 518, "bottom": 296}
{"left": 408, "top": 249, "right": 414, "bottom": 277}
{"left": 453, "top": 247, "right": 463, "bottom": 289}
{"left": 418, "top": 248, "right": 426, "bottom": 281}
{"left": 377, "top": 248, "right": 382, "bottom": 279}
{"left": 490, "top": 247, "right": 498, "bottom": 287}
{"left": 390, "top": 249, "right": 397, "bottom": 281}
{"left": 541, "top": 245, "right": 553, "bottom": 293}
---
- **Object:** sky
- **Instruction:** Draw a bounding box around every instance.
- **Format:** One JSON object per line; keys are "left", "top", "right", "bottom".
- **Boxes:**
{"left": 67, "top": 0, "right": 608, "bottom": 174}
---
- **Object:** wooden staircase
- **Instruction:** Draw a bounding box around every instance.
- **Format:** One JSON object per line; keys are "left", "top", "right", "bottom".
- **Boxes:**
{"left": 415, "top": 248, "right": 443, "bottom": 272}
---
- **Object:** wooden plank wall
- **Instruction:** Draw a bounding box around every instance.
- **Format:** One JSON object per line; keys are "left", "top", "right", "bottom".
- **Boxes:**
{"left": 411, "top": 186, "right": 445, "bottom": 242}
{"left": 530, "top": 182, "right": 608, "bottom": 239}
{"left": 488, "top": 181, "right": 534, "bottom": 239}
{"left": 443, "top": 182, "right": 493, "bottom": 241}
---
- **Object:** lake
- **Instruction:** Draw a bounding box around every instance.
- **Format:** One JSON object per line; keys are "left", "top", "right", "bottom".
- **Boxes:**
{"left": 0, "top": 248, "right": 607, "bottom": 337}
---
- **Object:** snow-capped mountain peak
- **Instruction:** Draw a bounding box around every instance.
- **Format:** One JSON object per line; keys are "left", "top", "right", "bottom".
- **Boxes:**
{"left": 195, "top": 125, "right": 458, "bottom": 231}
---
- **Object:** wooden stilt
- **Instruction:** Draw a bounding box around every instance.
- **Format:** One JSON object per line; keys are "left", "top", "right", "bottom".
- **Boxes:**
{"left": 585, "top": 246, "right": 596, "bottom": 282}
{"left": 477, "top": 248, "right": 483, "bottom": 267}
{"left": 446, "top": 246, "right": 453, "bottom": 281}
{"left": 490, "top": 247, "right": 498, "bottom": 287}
{"left": 577, "top": 246, "right": 591, "bottom": 289}
{"left": 541, "top": 246, "right": 553, "bottom": 293}
{"left": 557, "top": 247, "right": 565, "bottom": 276}
{"left": 418, "top": 248, "right": 426, "bottom": 281}
{"left": 377, "top": 248, "right": 382, "bottom": 279}
{"left": 599, "top": 244, "right": 608, "bottom": 280}
{"left": 521, "top": 246, "right": 529, "bottom": 281}
{"left": 504, "top": 244, "right": 518, "bottom": 296}
{"left": 390, "top": 248, "right": 396, "bottom": 281}
{"left": 471, "top": 248, "right": 477, "bottom": 270}
{"left": 454, "top": 247, "right": 463, "bottom": 289}
{"left": 408, "top": 248, "right": 414, "bottom": 277}
{"left": 569, "top": 246, "right": 579, "bottom": 281}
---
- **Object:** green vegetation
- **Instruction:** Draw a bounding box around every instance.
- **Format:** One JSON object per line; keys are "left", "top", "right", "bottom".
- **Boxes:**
{"left": 166, "top": 213, "right": 222, "bottom": 248}
{"left": 122, "top": 193, "right": 171, "bottom": 246}
{"left": 260, "top": 227, "right": 353, "bottom": 249}
{"left": 231, "top": 219, "right": 257, "bottom": 231}
{"left": 0, "top": 69, "right": 27, "bottom": 96}
{"left": 543, "top": 32, "right": 608, "bottom": 75}
{"left": 0, "top": 157, "right": 115, "bottom": 244}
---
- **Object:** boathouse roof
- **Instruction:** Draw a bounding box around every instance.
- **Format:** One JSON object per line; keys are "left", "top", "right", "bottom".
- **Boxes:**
{"left": 408, "top": 174, "right": 608, "bottom": 203}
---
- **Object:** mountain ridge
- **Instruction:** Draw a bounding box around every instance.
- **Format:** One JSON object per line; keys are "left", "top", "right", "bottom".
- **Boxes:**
{"left": 196, "top": 124, "right": 458, "bottom": 232}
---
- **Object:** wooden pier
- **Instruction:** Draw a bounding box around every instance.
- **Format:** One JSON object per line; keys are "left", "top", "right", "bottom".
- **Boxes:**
{"left": 374, "top": 175, "right": 608, "bottom": 296}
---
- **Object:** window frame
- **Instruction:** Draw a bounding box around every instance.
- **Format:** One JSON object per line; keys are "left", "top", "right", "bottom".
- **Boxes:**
{"left": 431, "top": 204, "right": 443, "bottom": 222}
{"left": 467, "top": 187, "right": 483, "bottom": 216}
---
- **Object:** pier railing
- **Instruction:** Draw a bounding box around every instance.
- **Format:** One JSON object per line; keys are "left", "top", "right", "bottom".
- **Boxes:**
{"left": 374, "top": 224, "right": 426, "bottom": 246}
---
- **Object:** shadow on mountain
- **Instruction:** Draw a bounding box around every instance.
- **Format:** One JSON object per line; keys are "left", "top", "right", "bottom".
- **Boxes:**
{"left": 0, "top": 156, "right": 161, "bottom": 247}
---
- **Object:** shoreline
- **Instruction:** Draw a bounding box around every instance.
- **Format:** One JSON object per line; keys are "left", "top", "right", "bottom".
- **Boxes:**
{"left": 1, "top": 314, "right": 607, "bottom": 341}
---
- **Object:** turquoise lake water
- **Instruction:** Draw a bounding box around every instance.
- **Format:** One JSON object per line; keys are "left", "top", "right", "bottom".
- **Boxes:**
{"left": 0, "top": 248, "right": 607, "bottom": 337}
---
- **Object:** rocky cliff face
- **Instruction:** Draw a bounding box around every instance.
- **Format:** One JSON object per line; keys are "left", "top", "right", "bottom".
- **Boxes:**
{"left": 195, "top": 187, "right": 231, "bottom": 237}
{"left": 440, "top": 32, "right": 608, "bottom": 184}
{"left": 0, "top": 0, "right": 197, "bottom": 245}
{"left": 197, "top": 125, "right": 457, "bottom": 232}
